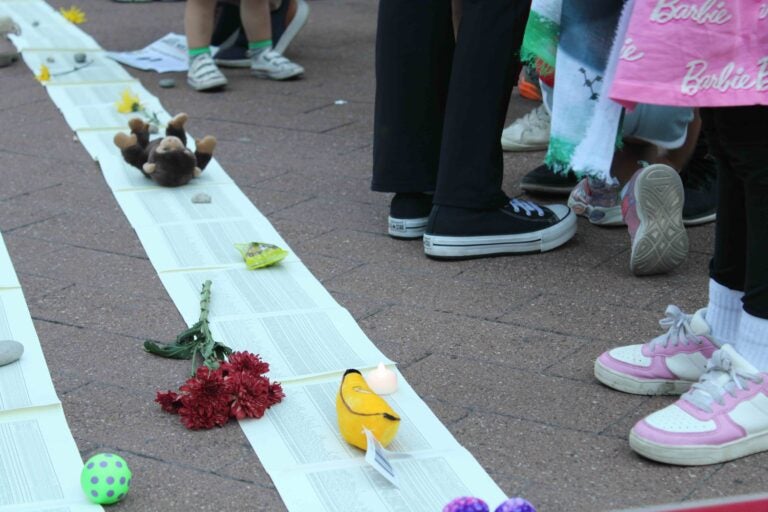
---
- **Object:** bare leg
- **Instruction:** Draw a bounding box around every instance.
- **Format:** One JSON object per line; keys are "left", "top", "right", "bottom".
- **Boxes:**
{"left": 656, "top": 109, "right": 702, "bottom": 172}
{"left": 611, "top": 109, "right": 702, "bottom": 185}
{"left": 241, "top": 0, "right": 272, "bottom": 42}
{"left": 185, "top": 0, "right": 217, "bottom": 49}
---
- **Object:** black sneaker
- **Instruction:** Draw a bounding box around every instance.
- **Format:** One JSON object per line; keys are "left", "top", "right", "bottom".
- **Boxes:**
{"left": 520, "top": 163, "right": 579, "bottom": 195}
{"left": 388, "top": 193, "right": 433, "bottom": 239}
{"left": 214, "top": 29, "right": 250, "bottom": 68}
{"left": 681, "top": 140, "right": 717, "bottom": 226}
{"left": 422, "top": 199, "right": 576, "bottom": 259}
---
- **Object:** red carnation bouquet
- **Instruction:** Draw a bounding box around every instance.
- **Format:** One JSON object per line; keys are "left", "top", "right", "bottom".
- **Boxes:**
{"left": 156, "top": 352, "right": 284, "bottom": 430}
{"left": 146, "top": 281, "right": 284, "bottom": 430}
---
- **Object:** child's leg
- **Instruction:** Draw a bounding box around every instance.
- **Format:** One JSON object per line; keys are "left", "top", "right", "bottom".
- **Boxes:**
{"left": 242, "top": 0, "right": 304, "bottom": 79}
{"left": 710, "top": 106, "right": 768, "bottom": 369}
{"left": 185, "top": 0, "right": 229, "bottom": 91}
{"left": 185, "top": 0, "right": 218, "bottom": 51}
{"left": 700, "top": 108, "right": 745, "bottom": 347}
{"left": 240, "top": 0, "right": 272, "bottom": 46}
{"left": 627, "top": 107, "right": 768, "bottom": 466}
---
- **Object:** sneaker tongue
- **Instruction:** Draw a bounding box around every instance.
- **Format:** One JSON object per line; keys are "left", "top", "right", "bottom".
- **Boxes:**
{"left": 689, "top": 308, "right": 712, "bottom": 336}
{"left": 719, "top": 344, "right": 760, "bottom": 374}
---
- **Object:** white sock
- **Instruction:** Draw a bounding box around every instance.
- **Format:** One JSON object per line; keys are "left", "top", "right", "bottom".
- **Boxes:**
{"left": 705, "top": 279, "right": 743, "bottom": 346}
{"left": 735, "top": 311, "right": 768, "bottom": 372}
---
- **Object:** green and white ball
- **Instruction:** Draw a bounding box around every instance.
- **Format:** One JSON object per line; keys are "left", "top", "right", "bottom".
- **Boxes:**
{"left": 80, "top": 453, "right": 131, "bottom": 505}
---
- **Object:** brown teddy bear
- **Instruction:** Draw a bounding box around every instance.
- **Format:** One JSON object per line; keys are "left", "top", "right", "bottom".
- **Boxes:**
{"left": 113, "top": 113, "right": 216, "bottom": 187}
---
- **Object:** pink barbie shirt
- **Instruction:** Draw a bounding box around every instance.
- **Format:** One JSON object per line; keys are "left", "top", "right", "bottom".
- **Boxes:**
{"left": 610, "top": 0, "right": 768, "bottom": 108}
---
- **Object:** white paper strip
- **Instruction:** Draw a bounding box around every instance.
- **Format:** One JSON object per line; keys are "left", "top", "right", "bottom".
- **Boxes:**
{"left": 0, "top": 289, "right": 59, "bottom": 411}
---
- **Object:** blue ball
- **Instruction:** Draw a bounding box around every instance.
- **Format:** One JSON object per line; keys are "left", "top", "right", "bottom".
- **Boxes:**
{"left": 444, "top": 496, "right": 490, "bottom": 512}
{"left": 495, "top": 497, "right": 536, "bottom": 512}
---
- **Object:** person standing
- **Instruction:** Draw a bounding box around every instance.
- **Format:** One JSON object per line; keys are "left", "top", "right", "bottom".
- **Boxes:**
{"left": 372, "top": 0, "right": 575, "bottom": 259}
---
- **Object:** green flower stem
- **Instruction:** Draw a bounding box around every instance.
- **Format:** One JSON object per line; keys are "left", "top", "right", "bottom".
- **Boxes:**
{"left": 144, "top": 280, "right": 232, "bottom": 376}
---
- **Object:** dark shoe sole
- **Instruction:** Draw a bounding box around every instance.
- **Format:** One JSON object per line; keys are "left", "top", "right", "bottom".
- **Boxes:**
{"left": 422, "top": 208, "right": 576, "bottom": 259}
{"left": 520, "top": 181, "right": 577, "bottom": 195}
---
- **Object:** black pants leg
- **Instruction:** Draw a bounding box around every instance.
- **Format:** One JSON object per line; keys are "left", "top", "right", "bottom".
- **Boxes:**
{"left": 371, "top": 0, "right": 454, "bottom": 194}
{"left": 435, "top": 0, "right": 528, "bottom": 209}
{"left": 705, "top": 106, "right": 768, "bottom": 319}
{"left": 372, "top": 0, "right": 528, "bottom": 209}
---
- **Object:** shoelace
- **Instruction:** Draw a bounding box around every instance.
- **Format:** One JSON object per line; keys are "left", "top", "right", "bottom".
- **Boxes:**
{"left": 509, "top": 198, "right": 544, "bottom": 217}
{"left": 648, "top": 305, "right": 701, "bottom": 350}
{"left": 682, "top": 350, "right": 763, "bottom": 413}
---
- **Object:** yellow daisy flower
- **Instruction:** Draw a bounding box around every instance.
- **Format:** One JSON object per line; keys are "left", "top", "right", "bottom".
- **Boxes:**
{"left": 116, "top": 89, "right": 142, "bottom": 114}
{"left": 59, "top": 6, "right": 87, "bottom": 24}
{"left": 36, "top": 64, "right": 51, "bottom": 83}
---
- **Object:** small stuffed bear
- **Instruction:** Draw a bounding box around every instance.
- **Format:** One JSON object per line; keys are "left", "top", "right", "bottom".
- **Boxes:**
{"left": 113, "top": 113, "right": 216, "bottom": 187}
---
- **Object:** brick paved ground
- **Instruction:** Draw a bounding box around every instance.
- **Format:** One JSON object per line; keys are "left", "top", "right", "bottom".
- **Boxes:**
{"left": 2, "top": 1, "right": 763, "bottom": 510}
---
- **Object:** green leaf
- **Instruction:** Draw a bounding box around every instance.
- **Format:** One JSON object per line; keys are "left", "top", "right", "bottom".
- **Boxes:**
{"left": 144, "top": 340, "right": 196, "bottom": 360}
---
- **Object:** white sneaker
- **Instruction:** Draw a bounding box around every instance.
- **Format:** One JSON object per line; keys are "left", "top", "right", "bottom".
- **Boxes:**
{"left": 630, "top": 345, "right": 768, "bottom": 465}
{"left": 500, "top": 104, "right": 550, "bottom": 152}
{"left": 187, "top": 53, "right": 228, "bottom": 91}
{"left": 250, "top": 50, "right": 304, "bottom": 80}
{"left": 595, "top": 306, "right": 720, "bottom": 395}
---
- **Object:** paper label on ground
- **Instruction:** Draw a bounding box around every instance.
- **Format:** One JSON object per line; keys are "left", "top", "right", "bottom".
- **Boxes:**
{"left": 239, "top": 372, "right": 460, "bottom": 470}
{"left": 0, "top": 289, "right": 59, "bottom": 411}
{"left": 107, "top": 32, "right": 189, "bottom": 73}
{"left": 272, "top": 449, "right": 506, "bottom": 512}
{"left": 0, "top": 406, "right": 103, "bottom": 511}
{"left": 160, "top": 263, "right": 338, "bottom": 324}
{"left": 0, "top": 1, "right": 100, "bottom": 51}
{"left": 210, "top": 308, "right": 392, "bottom": 382}
{"left": 22, "top": 51, "right": 133, "bottom": 85}
{"left": 364, "top": 428, "right": 399, "bottom": 488}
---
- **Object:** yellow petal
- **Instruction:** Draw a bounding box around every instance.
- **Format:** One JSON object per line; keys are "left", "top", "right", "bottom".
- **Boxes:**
{"left": 116, "top": 89, "right": 141, "bottom": 114}
{"left": 36, "top": 64, "right": 50, "bottom": 83}
{"left": 59, "top": 6, "right": 86, "bottom": 24}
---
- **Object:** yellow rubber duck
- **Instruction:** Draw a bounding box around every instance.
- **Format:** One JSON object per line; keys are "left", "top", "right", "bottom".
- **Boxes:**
{"left": 336, "top": 369, "right": 401, "bottom": 450}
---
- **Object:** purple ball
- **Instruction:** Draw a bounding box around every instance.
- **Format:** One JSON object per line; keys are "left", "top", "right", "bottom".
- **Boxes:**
{"left": 443, "top": 496, "right": 490, "bottom": 512}
{"left": 495, "top": 497, "right": 536, "bottom": 512}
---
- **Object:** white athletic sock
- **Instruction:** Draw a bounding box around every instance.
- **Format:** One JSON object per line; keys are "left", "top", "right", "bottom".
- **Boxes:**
{"left": 705, "top": 279, "right": 743, "bottom": 346}
{"left": 735, "top": 311, "right": 768, "bottom": 372}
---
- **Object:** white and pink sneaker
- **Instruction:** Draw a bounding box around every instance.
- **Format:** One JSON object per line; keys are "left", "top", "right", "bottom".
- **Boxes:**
{"left": 630, "top": 345, "right": 768, "bottom": 466}
{"left": 595, "top": 306, "right": 719, "bottom": 395}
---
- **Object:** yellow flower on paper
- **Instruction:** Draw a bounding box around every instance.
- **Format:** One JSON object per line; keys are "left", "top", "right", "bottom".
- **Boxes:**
{"left": 36, "top": 64, "right": 51, "bottom": 83}
{"left": 116, "top": 89, "right": 142, "bottom": 114}
{"left": 59, "top": 6, "right": 87, "bottom": 24}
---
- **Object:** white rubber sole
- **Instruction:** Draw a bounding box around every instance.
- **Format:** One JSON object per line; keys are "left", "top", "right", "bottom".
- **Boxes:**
{"left": 388, "top": 216, "right": 428, "bottom": 239}
{"left": 252, "top": 65, "right": 304, "bottom": 81}
{"left": 215, "top": 57, "right": 250, "bottom": 69}
{"left": 187, "top": 76, "right": 228, "bottom": 91}
{"left": 683, "top": 211, "right": 716, "bottom": 226}
{"left": 422, "top": 208, "right": 576, "bottom": 258}
{"left": 500, "top": 139, "right": 549, "bottom": 152}
{"left": 588, "top": 205, "right": 624, "bottom": 226}
{"left": 594, "top": 359, "right": 694, "bottom": 396}
{"left": 274, "top": 0, "right": 309, "bottom": 55}
{"left": 630, "top": 428, "right": 768, "bottom": 466}
{"left": 630, "top": 165, "right": 688, "bottom": 276}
